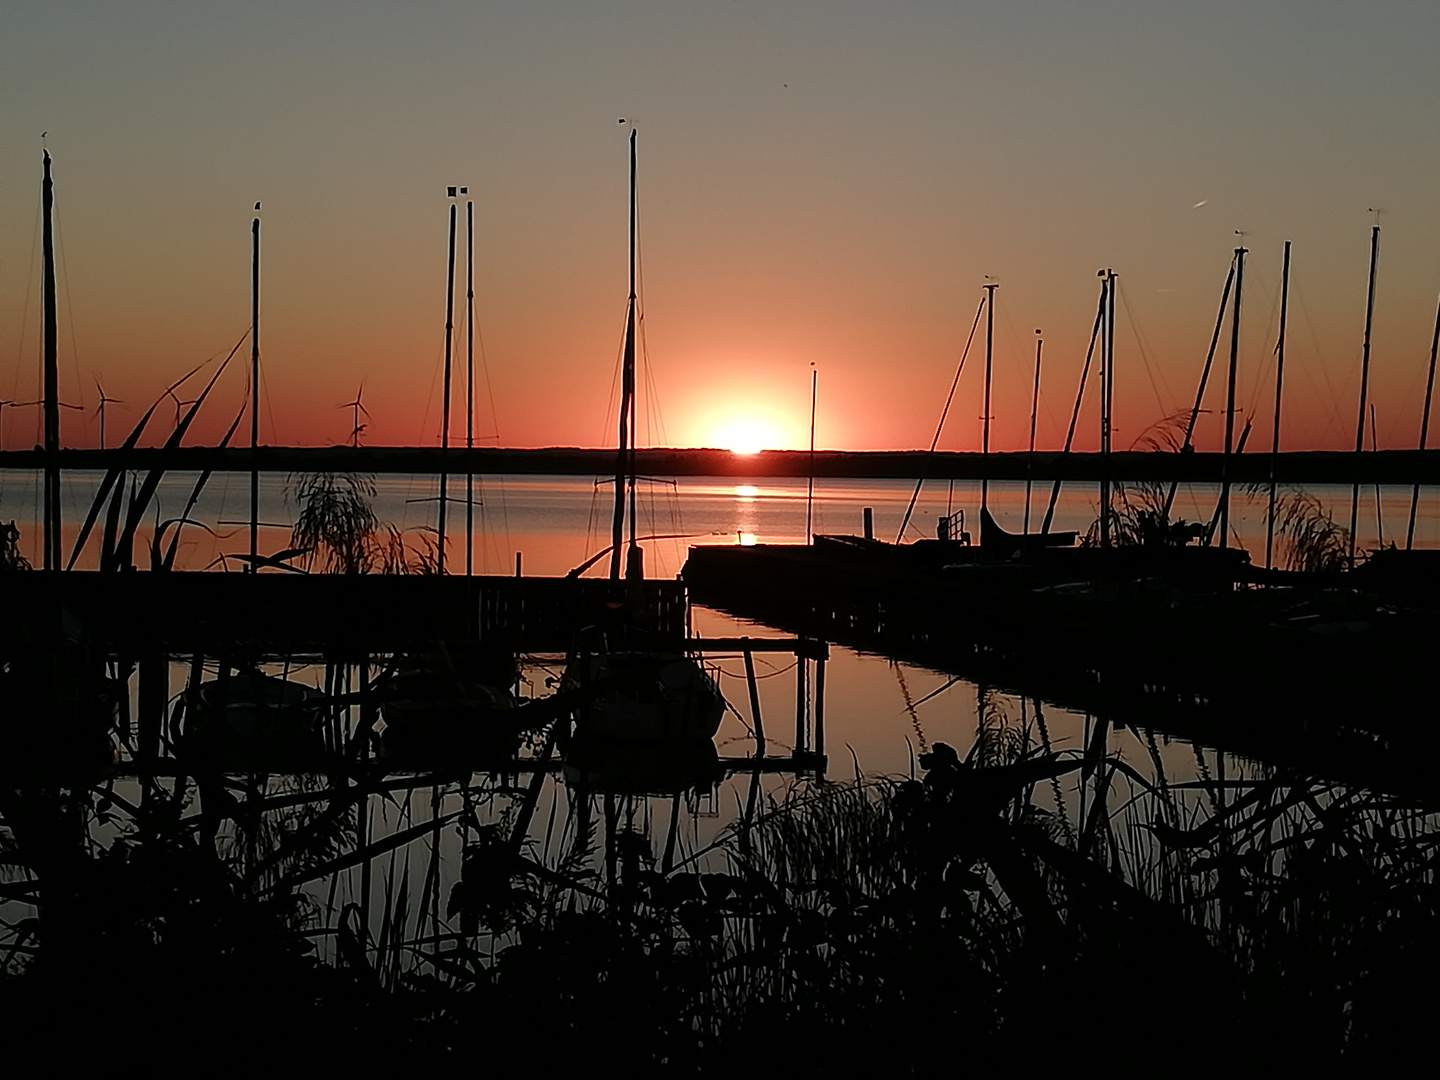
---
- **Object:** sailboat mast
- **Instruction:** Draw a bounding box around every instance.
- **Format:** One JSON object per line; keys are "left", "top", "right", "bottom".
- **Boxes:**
{"left": 981, "top": 282, "right": 997, "bottom": 512}
{"left": 1349, "top": 224, "right": 1381, "bottom": 566}
{"left": 249, "top": 207, "right": 260, "bottom": 571}
{"left": 1371, "top": 402, "right": 1384, "bottom": 546}
{"left": 438, "top": 192, "right": 458, "bottom": 575}
{"left": 625, "top": 130, "right": 642, "bottom": 581}
{"left": 1265, "top": 241, "right": 1292, "bottom": 570}
{"left": 1163, "top": 260, "right": 1235, "bottom": 521}
{"left": 1024, "top": 331, "right": 1041, "bottom": 536}
{"left": 466, "top": 196, "right": 475, "bottom": 577}
{"left": 806, "top": 367, "right": 817, "bottom": 543}
{"left": 1100, "top": 270, "right": 1115, "bottom": 548}
{"left": 1218, "top": 246, "right": 1246, "bottom": 549}
{"left": 1406, "top": 286, "right": 1440, "bottom": 549}
{"left": 1040, "top": 276, "right": 1105, "bottom": 536}
{"left": 610, "top": 129, "right": 637, "bottom": 580}
{"left": 41, "top": 150, "right": 61, "bottom": 572}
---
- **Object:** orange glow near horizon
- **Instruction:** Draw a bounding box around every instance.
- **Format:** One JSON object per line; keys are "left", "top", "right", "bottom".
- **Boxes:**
{"left": 709, "top": 416, "right": 790, "bottom": 455}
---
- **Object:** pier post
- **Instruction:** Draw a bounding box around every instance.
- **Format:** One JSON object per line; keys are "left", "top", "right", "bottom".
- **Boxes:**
{"left": 863, "top": 507, "right": 873, "bottom": 540}
{"left": 137, "top": 652, "right": 166, "bottom": 761}
{"left": 115, "top": 658, "right": 134, "bottom": 742}
{"left": 815, "top": 655, "right": 826, "bottom": 760}
{"left": 183, "top": 652, "right": 203, "bottom": 749}
{"left": 795, "top": 652, "right": 808, "bottom": 753}
{"left": 742, "top": 640, "right": 766, "bottom": 758}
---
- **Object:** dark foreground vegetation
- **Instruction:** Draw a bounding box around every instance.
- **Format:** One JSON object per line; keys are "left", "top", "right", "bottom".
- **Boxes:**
{"left": 2, "top": 703, "right": 1436, "bottom": 1071}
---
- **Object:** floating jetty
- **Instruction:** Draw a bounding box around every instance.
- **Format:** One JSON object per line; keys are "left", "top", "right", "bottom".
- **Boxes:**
{"left": 684, "top": 536, "right": 1440, "bottom": 800}
{"left": 0, "top": 573, "right": 686, "bottom": 655}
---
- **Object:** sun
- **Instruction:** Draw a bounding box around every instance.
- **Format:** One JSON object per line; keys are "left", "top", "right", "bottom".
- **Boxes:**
{"left": 713, "top": 417, "right": 781, "bottom": 455}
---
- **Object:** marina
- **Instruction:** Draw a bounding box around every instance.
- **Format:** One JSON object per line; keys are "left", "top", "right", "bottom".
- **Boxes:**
{"left": 8, "top": 12, "right": 1440, "bottom": 1059}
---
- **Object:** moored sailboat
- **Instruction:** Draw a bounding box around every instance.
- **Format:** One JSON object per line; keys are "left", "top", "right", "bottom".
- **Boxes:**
{"left": 560, "top": 127, "right": 727, "bottom": 794}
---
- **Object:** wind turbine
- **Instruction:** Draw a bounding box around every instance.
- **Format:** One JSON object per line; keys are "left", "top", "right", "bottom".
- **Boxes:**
{"left": 164, "top": 387, "right": 197, "bottom": 428}
{"left": 340, "top": 383, "right": 370, "bottom": 448}
{"left": 95, "top": 379, "right": 123, "bottom": 450}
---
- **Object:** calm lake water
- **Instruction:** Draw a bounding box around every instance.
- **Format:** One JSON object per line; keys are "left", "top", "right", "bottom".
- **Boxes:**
{"left": 6, "top": 468, "right": 1436, "bottom": 576}
{"left": 0, "top": 467, "right": 1430, "bottom": 786}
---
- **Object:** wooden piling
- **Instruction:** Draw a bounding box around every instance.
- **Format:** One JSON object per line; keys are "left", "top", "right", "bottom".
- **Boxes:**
{"left": 137, "top": 652, "right": 166, "bottom": 761}
{"left": 795, "top": 654, "right": 807, "bottom": 754}
{"left": 742, "top": 639, "right": 766, "bottom": 759}
{"left": 814, "top": 655, "right": 826, "bottom": 758}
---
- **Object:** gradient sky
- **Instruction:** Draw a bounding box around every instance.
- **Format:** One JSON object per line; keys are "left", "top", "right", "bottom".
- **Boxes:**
{"left": 3, "top": 1, "right": 1439, "bottom": 453}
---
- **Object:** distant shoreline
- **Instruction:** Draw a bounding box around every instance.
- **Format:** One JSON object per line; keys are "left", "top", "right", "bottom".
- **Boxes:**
{"left": 3, "top": 446, "right": 1439, "bottom": 485}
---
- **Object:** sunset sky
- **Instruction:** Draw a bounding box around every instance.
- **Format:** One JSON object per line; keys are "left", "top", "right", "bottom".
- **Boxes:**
{"left": 2, "top": 2, "right": 1439, "bottom": 454}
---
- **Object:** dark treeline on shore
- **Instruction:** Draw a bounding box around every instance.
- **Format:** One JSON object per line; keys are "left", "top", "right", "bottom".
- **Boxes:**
{"left": 4, "top": 445, "right": 1440, "bottom": 484}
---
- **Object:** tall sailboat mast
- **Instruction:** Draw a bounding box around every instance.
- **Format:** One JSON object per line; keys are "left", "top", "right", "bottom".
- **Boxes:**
{"left": 1024, "top": 330, "right": 1042, "bottom": 537}
{"left": 438, "top": 187, "right": 459, "bottom": 575}
{"left": 41, "top": 150, "right": 61, "bottom": 571}
{"left": 249, "top": 205, "right": 260, "bottom": 570}
{"left": 610, "top": 128, "right": 638, "bottom": 581}
{"left": 465, "top": 195, "right": 476, "bottom": 576}
{"left": 1100, "top": 270, "right": 1116, "bottom": 548}
{"left": 1040, "top": 276, "right": 1106, "bottom": 536}
{"left": 1348, "top": 224, "right": 1381, "bottom": 565}
{"left": 1265, "top": 241, "right": 1292, "bottom": 570}
{"left": 1163, "top": 259, "right": 1236, "bottom": 522}
{"left": 981, "top": 281, "right": 997, "bottom": 512}
{"left": 806, "top": 366, "right": 817, "bottom": 543}
{"left": 1217, "top": 246, "right": 1246, "bottom": 549}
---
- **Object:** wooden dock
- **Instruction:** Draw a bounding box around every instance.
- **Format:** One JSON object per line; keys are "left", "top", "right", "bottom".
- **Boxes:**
{"left": 0, "top": 572, "right": 688, "bottom": 655}
{"left": 683, "top": 539, "right": 1440, "bottom": 801}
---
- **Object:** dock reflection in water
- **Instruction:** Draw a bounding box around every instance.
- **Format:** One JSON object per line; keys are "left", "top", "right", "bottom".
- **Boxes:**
{"left": 2, "top": 621, "right": 1437, "bottom": 1067}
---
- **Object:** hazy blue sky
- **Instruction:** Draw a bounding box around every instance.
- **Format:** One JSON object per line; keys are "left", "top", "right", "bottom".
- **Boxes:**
{"left": 3, "top": 1, "right": 1438, "bottom": 451}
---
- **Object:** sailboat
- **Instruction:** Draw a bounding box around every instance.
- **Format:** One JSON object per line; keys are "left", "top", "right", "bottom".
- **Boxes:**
{"left": 560, "top": 127, "right": 726, "bottom": 795}
{"left": 378, "top": 186, "right": 530, "bottom": 764}
{"left": 818, "top": 281, "right": 1079, "bottom": 566}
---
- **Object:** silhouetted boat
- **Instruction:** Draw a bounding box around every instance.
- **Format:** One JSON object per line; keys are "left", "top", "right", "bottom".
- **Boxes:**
{"left": 561, "top": 641, "right": 725, "bottom": 742}
{"left": 182, "top": 670, "right": 325, "bottom": 767}
{"left": 977, "top": 507, "right": 1078, "bottom": 558}
{"left": 558, "top": 128, "right": 728, "bottom": 791}
{"left": 379, "top": 645, "right": 523, "bottom": 765}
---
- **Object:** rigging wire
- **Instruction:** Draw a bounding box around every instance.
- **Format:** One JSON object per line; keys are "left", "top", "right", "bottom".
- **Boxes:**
{"left": 53, "top": 199, "right": 88, "bottom": 428}
{"left": 11, "top": 190, "right": 42, "bottom": 434}
{"left": 466, "top": 221, "right": 511, "bottom": 572}
{"left": 1114, "top": 278, "right": 1174, "bottom": 420}
{"left": 1240, "top": 261, "right": 1285, "bottom": 437}
{"left": 1294, "top": 287, "right": 1349, "bottom": 445}
{"left": 896, "top": 293, "right": 987, "bottom": 542}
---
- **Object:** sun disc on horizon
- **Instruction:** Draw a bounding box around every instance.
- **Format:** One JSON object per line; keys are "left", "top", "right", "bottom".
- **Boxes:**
{"left": 713, "top": 417, "right": 781, "bottom": 455}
